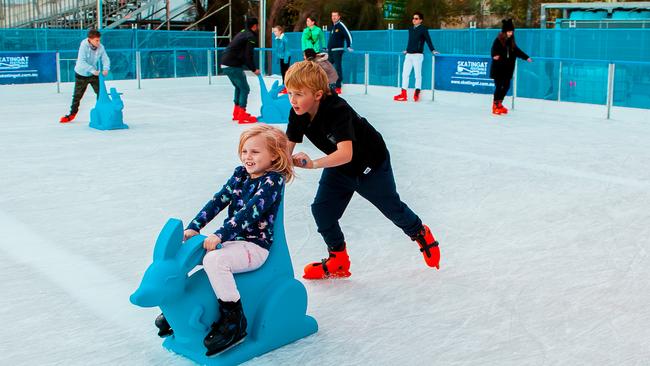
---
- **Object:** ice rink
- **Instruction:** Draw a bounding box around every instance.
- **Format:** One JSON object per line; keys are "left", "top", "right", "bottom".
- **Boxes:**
{"left": 1, "top": 75, "right": 649, "bottom": 365}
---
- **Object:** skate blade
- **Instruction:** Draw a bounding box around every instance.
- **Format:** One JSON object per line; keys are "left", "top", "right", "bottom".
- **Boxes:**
{"left": 205, "top": 335, "right": 247, "bottom": 357}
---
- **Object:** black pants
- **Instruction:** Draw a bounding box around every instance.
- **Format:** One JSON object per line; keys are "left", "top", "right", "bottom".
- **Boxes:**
{"left": 328, "top": 50, "right": 344, "bottom": 88}
{"left": 311, "top": 155, "right": 422, "bottom": 252}
{"left": 69, "top": 73, "right": 99, "bottom": 114}
{"left": 280, "top": 57, "right": 291, "bottom": 84}
{"left": 493, "top": 78, "right": 511, "bottom": 102}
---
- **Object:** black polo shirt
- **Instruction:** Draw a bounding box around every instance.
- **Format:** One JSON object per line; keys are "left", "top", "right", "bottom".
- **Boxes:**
{"left": 286, "top": 94, "right": 388, "bottom": 176}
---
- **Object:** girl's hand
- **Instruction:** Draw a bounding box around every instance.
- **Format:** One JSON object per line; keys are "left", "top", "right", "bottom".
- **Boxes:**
{"left": 493, "top": 55, "right": 500, "bottom": 60}
{"left": 183, "top": 229, "right": 199, "bottom": 241}
{"left": 292, "top": 152, "right": 313, "bottom": 169}
{"left": 203, "top": 234, "right": 222, "bottom": 251}
{"left": 527, "top": 58, "right": 533, "bottom": 62}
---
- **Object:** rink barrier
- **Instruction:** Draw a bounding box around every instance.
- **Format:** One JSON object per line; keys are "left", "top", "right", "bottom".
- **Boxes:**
{"left": 3, "top": 47, "right": 649, "bottom": 119}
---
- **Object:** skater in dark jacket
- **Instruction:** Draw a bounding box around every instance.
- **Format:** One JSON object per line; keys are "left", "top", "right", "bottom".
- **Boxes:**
{"left": 327, "top": 11, "right": 353, "bottom": 94}
{"left": 393, "top": 11, "right": 439, "bottom": 102}
{"left": 284, "top": 61, "right": 441, "bottom": 280}
{"left": 221, "top": 18, "right": 261, "bottom": 124}
{"left": 490, "top": 19, "right": 532, "bottom": 115}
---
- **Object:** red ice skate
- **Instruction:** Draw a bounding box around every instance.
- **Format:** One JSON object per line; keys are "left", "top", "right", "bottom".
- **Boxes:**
{"left": 303, "top": 247, "right": 351, "bottom": 279}
{"left": 411, "top": 224, "right": 440, "bottom": 269}
{"left": 393, "top": 89, "right": 407, "bottom": 102}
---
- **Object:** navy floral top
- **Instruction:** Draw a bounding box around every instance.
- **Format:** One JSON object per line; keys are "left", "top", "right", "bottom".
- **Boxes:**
{"left": 186, "top": 166, "right": 284, "bottom": 250}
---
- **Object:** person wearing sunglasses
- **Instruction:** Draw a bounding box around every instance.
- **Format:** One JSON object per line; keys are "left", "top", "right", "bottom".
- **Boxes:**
{"left": 394, "top": 12, "right": 439, "bottom": 102}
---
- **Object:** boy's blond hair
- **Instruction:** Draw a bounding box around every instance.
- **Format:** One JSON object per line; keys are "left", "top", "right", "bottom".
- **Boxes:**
{"left": 284, "top": 61, "right": 331, "bottom": 96}
{"left": 238, "top": 124, "right": 295, "bottom": 182}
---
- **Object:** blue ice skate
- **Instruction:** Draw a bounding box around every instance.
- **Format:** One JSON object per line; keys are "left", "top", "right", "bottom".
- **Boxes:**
{"left": 89, "top": 74, "right": 128, "bottom": 130}
{"left": 130, "top": 199, "right": 318, "bottom": 365}
{"left": 256, "top": 74, "right": 291, "bottom": 124}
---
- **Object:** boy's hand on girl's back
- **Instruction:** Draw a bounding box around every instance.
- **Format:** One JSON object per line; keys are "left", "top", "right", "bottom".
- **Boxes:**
{"left": 203, "top": 234, "right": 222, "bottom": 251}
{"left": 92, "top": 70, "right": 100, "bottom": 76}
{"left": 292, "top": 152, "right": 313, "bottom": 169}
{"left": 102, "top": 70, "right": 109, "bottom": 76}
{"left": 183, "top": 229, "right": 199, "bottom": 241}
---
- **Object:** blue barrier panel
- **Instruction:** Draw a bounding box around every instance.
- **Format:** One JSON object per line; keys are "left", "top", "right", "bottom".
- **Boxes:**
{"left": 0, "top": 51, "right": 56, "bottom": 84}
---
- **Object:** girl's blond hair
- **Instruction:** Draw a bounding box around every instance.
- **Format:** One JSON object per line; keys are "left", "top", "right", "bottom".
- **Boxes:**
{"left": 284, "top": 60, "right": 331, "bottom": 96}
{"left": 238, "top": 124, "right": 294, "bottom": 182}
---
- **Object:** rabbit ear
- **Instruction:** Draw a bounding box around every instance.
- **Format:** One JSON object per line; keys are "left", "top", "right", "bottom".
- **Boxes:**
{"left": 177, "top": 234, "right": 207, "bottom": 274}
{"left": 153, "top": 218, "right": 184, "bottom": 261}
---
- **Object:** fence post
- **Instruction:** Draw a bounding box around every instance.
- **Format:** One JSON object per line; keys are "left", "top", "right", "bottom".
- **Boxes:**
{"left": 214, "top": 26, "right": 219, "bottom": 75}
{"left": 173, "top": 50, "right": 177, "bottom": 78}
{"left": 557, "top": 61, "right": 563, "bottom": 102}
{"left": 364, "top": 53, "right": 369, "bottom": 95}
{"left": 136, "top": 51, "right": 141, "bottom": 89}
{"left": 207, "top": 49, "right": 212, "bottom": 85}
{"left": 512, "top": 61, "right": 517, "bottom": 110}
{"left": 56, "top": 51, "right": 61, "bottom": 94}
{"left": 606, "top": 63, "right": 615, "bottom": 120}
{"left": 431, "top": 54, "right": 436, "bottom": 101}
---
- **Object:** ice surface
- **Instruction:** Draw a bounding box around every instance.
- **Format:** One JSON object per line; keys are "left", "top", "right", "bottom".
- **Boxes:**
{"left": 1, "top": 75, "right": 649, "bottom": 365}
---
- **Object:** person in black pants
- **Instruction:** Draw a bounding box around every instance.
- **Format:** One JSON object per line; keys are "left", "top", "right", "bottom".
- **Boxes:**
{"left": 490, "top": 19, "right": 532, "bottom": 115}
{"left": 327, "top": 11, "right": 353, "bottom": 94}
{"left": 60, "top": 29, "right": 110, "bottom": 123}
{"left": 272, "top": 25, "right": 290, "bottom": 94}
{"left": 284, "top": 61, "right": 441, "bottom": 280}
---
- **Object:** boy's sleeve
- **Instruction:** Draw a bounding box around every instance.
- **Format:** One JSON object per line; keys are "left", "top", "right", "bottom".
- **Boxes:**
{"left": 186, "top": 168, "right": 241, "bottom": 232}
{"left": 76, "top": 43, "right": 96, "bottom": 74}
{"left": 286, "top": 113, "right": 304, "bottom": 143}
{"left": 214, "top": 174, "right": 284, "bottom": 241}
{"left": 330, "top": 103, "right": 356, "bottom": 143}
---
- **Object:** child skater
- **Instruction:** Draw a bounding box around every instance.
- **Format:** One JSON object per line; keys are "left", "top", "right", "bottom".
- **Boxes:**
{"left": 59, "top": 29, "right": 110, "bottom": 123}
{"left": 272, "top": 25, "right": 290, "bottom": 94}
{"left": 490, "top": 19, "right": 532, "bottom": 115}
{"left": 303, "top": 48, "right": 338, "bottom": 93}
{"left": 154, "top": 124, "right": 294, "bottom": 356}
{"left": 284, "top": 61, "right": 440, "bottom": 280}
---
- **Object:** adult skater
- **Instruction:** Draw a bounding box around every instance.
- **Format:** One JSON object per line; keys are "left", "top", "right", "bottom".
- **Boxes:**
{"left": 327, "top": 11, "right": 353, "bottom": 95}
{"left": 301, "top": 16, "right": 326, "bottom": 53}
{"left": 222, "top": 17, "right": 261, "bottom": 124}
{"left": 59, "top": 29, "right": 110, "bottom": 123}
{"left": 393, "top": 11, "right": 439, "bottom": 102}
{"left": 490, "top": 19, "right": 532, "bottom": 115}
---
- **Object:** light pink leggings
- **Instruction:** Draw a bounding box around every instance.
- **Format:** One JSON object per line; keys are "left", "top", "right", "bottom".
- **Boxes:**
{"left": 202, "top": 240, "right": 269, "bottom": 302}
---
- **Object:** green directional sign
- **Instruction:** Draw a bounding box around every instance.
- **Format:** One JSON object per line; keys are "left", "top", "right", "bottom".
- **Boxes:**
{"left": 383, "top": 0, "right": 407, "bottom": 21}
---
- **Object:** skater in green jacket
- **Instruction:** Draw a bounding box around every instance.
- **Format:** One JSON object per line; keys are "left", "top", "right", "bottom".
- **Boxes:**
{"left": 301, "top": 16, "right": 325, "bottom": 52}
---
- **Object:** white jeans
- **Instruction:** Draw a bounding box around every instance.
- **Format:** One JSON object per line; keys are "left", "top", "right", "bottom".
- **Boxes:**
{"left": 202, "top": 240, "right": 269, "bottom": 302}
{"left": 401, "top": 53, "right": 424, "bottom": 89}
